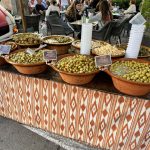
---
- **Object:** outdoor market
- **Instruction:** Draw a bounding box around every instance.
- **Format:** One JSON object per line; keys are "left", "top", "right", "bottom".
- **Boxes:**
{"left": 0, "top": 0, "right": 150, "bottom": 150}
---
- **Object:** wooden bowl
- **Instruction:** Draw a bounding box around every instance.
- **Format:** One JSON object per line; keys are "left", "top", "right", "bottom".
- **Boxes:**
{"left": 0, "top": 42, "right": 18, "bottom": 65}
{"left": 12, "top": 33, "right": 41, "bottom": 47}
{"left": 117, "top": 44, "right": 150, "bottom": 58}
{"left": 43, "top": 35, "right": 74, "bottom": 55}
{"left": 105, "top": 58, "right": 150, "bottom": 96}
{"left": 0, "top": 57, "right": 7, "bottom": 65}
{"left": 49, "top": 54, "right": 100, "bottom": 85}
{"left": 72, "top": 40, "right": 125, "bottom": 58}
{"left": 3, "top": 41, "right": 18, "bottom": 51}
{"left": 5, "top": 49, "right": 47, "bottom": 75}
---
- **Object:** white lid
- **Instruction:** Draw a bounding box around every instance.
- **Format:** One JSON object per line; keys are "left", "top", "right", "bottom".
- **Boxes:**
{"left": 129, "top": 12, "right": 146, "bottom": 25}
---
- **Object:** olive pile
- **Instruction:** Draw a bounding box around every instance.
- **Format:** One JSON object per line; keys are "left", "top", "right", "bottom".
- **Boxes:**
{"left": 16, "top": 37, "right": 40, "bottom": 45}
{"left": 56, "top": 55, "right": 98, "bottom": 73}
{"left": 13, "top": 33, "right": 41, "bottom": 45}
{"left": 45, "top": 36, "right": 72, "bottom": 44}
{"left": 139, "top": 47, "right": 150, "bottom": 57}
{"left": 110, "top": 61, "right": 150, "bottom": 83}
{"left": 9, "top": 50, "right": 44, "bottom": 64}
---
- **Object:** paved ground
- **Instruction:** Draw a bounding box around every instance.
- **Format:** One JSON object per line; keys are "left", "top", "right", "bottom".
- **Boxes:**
{"left": 0, "top": 116, "right": 104, "bottom": 150}
{"left": 0, "top": 116, "right": 65, "bottom": 150}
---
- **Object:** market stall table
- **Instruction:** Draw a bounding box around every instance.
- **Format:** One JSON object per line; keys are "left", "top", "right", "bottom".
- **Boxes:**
{"left": 0, "top": 63, "right": 150, "bottom": 150}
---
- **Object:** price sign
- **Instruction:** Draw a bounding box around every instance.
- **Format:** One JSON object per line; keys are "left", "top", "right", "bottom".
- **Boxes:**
{"left": 0, "top": 45, "right": 11, "bottom": 55}
{"left": 95, "top": 55, "right": 112, "bottom": 68}
{"left": 26, "top": 48, "right": 35, "bottom": 55}
{"left": 43, "top": 50, "right": 57, "bottom": 62}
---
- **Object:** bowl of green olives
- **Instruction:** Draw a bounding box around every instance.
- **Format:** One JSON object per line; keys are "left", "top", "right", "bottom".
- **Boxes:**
{"left": 42, "top": 35, "right": 74, "bottom": 55}
{"left": 106, "top": 58, "right": 150, "bottom": 96}
{"left": 5, "top": 49, "right": 47, "bottom": 74}
{"left": 12, "top": 33, "right": 41, "bottom": 47}
{"left": 49, "top": 54, "right": 100, "bottom": 85}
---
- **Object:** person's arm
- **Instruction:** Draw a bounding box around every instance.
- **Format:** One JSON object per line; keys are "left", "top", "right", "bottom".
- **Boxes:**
{"left": 0, "top": 16, "right": 14, "bottom": 40}
{"left": 124, "top": 4, "right": 136, "bottom": 14}
{"left": 88, "top": 12, "right": 102, "bottom": 23}
{"left": 46, "top": 6, "right": 50, "bottom": 16}
{"left": 65, "top": 13, "right": 74, "bottom": 22}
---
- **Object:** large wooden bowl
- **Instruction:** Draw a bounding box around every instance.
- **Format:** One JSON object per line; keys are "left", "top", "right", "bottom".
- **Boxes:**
{"left": 12, "top": 33, "right": 41, "bottom": 47}
{"left": 43, "top": 35, "right": 74, "bottom": 55}
{"left": 72, "top": 40, "right": 125, "bottom": 58}
{"left": 105, "top": 58, "right": 150, "bottom": 96}
{"left": 117, "top": 44, "right": 150, "bottom": 58}
{"left": 5, "top": 49, "right": 47, "bottom": 75}
{"left": 49, "top": 54, "right": 100, "bottom": 85}
{"left": 0, "top": 57, "right": 7, "bottom": 65}
{"left": 0, "top": 42, "right": 18, "bottom": 65}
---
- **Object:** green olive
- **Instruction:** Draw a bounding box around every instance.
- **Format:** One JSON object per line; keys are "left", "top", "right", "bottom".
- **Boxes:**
{"left": 9, "top": 50, "right": 44, "bottom": 64}
{"left": 110, "top": 60, "right": 150, "bottom": 84}
{"left": 56, "top": 55, "right": 98, "bottom": 74}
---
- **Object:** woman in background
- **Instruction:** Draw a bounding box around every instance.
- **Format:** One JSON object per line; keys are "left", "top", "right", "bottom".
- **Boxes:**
{"left": 65, "top": 0, "right": 84, "bottom": 22}
{"left": 46, "top": 0, "right": 60, "bottom": 16}
{"left": 28, "top": 0, "right": 37, "bottom": 14}
{"left": 88, "top": 0, "right": 112, "bottom": 30}
{"left": 124, "top": 0, "right": 136, "bottom": 14}
{"left": 35, "top": 0, "right": 46, "bottom": 15}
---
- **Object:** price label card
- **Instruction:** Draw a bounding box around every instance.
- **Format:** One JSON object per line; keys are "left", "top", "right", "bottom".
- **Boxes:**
{"left": 0, "top": 45, "right": 11, "bottom": 55}
{"left": 95, "top": 55, "right": 112, "bottom": 68}
{"left": 43, "top": 50, "right": 57, "bottom": 62}
{"left": 26, "top": 48, "right": 35, "bottom": 55}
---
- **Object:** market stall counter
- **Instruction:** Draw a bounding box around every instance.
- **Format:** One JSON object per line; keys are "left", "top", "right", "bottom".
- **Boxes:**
{"left": 0, "top": 63, "right": 150, "bottom": 150}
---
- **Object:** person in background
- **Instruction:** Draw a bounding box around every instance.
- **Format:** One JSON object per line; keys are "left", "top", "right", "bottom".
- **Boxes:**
{"left": 46, "top": 0, "right": 60, "bottom": 16}
{"left": 42, "top": 0, "right": 48, "bottom": 9}
{"left": 89, "top": 0, "right": 99, "bottom": 9}
{"left": 124, "top": 0, "right": 136, "bottom": 14}
{"left": 46, "top": 1, "right": 50, "bottom": 8}
{"left": 88, "top": 0, "right": 112, "bottom": 30}
{"left": 59, "top": 0, "right": 70, "bottom": 10}
{"left": 28, "top": 0, "right": 37, "bottom": 14}
{"left": 35, "top": 0, "right": 46, "bottom": 14}
{"left": 65, "top": 0, "right": 84, "bottom": 22}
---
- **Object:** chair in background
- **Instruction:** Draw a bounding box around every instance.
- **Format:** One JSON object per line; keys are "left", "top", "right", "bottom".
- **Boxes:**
{"left": 110, "top": 14, "right": 133, "bottom": 44}
{"left": 49, "top": 11, "right": 60, "bottom": 17}
{"left": 25, "top": 15, "right": 41, "bottom": 32}
{"left": 46, "top": 14, "right": 75, "bottom": 37}
{"left": 123, "top": 14, "right": 136, "bottom": 37}
{"left": 92, "top": 20, "right": 117, "bottom": 42}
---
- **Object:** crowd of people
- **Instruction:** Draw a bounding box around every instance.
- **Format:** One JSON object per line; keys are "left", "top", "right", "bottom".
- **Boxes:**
{"left": 27, "top": 0, "right": 137, "bottom": 31}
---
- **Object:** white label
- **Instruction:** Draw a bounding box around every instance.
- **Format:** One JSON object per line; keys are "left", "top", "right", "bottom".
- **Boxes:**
{"left": 43, "top": 50, "right": 57, "bottom": 62}
{"left": 0, "top": 45, "right": 11, "bottom": 55}
{"left": 26, "top": 48, "right": 35, "bottom": 55}
{"left": 95, "top": 55, "right": 112, "bottom": 68}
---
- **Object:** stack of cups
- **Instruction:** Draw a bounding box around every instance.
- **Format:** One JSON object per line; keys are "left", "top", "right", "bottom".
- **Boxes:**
{"left": 80, "top": 23, "right": 92, "bottom": 55}
{"left": 125, "top": 24, "right": 145, "bottom": 58}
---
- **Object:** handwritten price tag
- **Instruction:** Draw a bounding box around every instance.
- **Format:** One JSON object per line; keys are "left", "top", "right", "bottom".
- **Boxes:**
{"left": 0, "top": 45, "right": 11, "bottom": 55}
{"left": 95, "top": 55, "right": 112, "bottom": 68}
{"left": 43, "top": 50, "right": 57, "bottom": 62}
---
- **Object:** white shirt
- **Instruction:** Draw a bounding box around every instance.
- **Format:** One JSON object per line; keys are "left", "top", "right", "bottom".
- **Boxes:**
{"left": 46, "top": 5, "right": 60, "bottom": 16}
{"left": 61, "top": 0, "right": 69, "bottom": 6}
{"left": 88, "top": 12, "right": 104, "bottom": 30}
{"left": 28, "top": 0, "right": 37, "bottom": 8}
{"left": 124, "top": 4, "right": 136, "bottom": 14}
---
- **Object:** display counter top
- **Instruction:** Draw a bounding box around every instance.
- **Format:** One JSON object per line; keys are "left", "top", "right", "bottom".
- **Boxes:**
{"left": 0, "top": 64, "right": 150, "bottom": 100}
